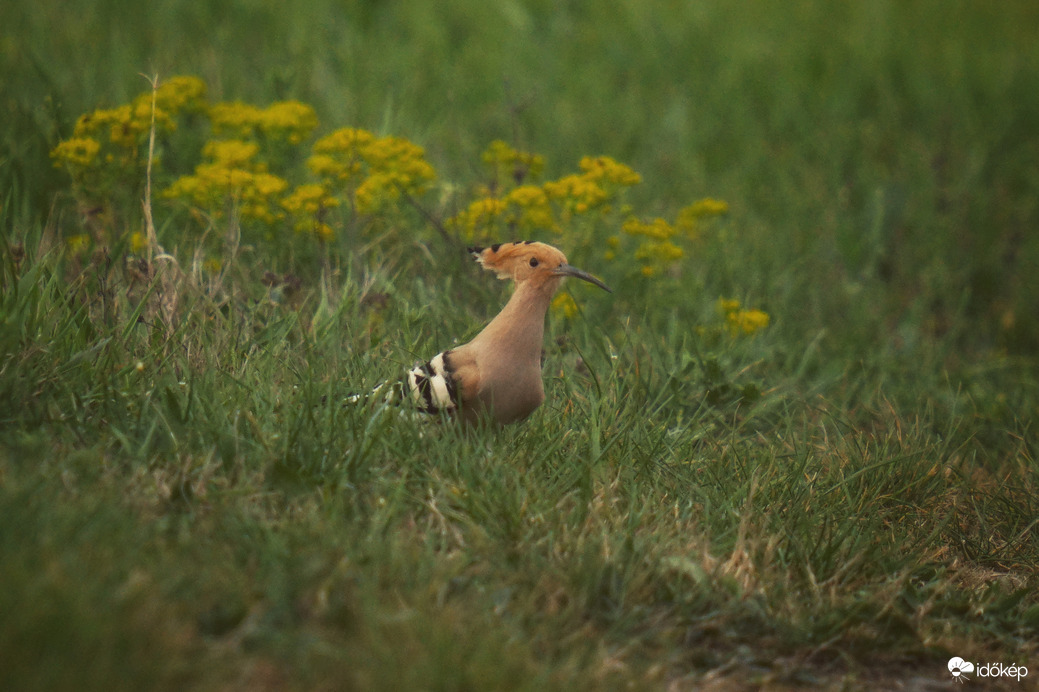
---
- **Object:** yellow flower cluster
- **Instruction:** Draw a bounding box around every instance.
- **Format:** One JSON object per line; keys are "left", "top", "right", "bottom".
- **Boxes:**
{"left": 503, "top": 185, "right": 555, "bottom": 230}
{"left": 449, "top": 141, "right": 641, "bottom": 241}
{"left": 281, "top": 183, "right": 339, "bottom": 241}
{"left": 577, "top": 155, "right": 643, "bottom": 188}
{"left": 550, "top": 292, "right": 579, "bottom": 320}
{"left": 308, "top": 128, "right": 436, "bottom": 214}
{"left": 209, "top": 100, "right": 318, "bottom": 145}
{"left": 542, "top": 173, "right": 609, "bottom": 216}
{"left": 72, "top": 97, "right": 166, "bottom": 148}
{"left": 542, "top": 156, "right": 641, "bottom": 218}
{"left": 53, "top": 75, "right": 733, "bottom": 278}
{"left": 163, "top": 138, "right": 288, "bottom": 224}
{"left": 163, "top": 121, "right": 436, "bottom": 238}
{"left": 676, "top": 198, "right": 729, "bottom": 239}
{"left": 203, "top": 139, "right": 260, "bottom": 168}
{"left": 161, "top": 97, "right": 319, "bottom": 231}
{"left": 620, "top": 217, "right": 683, "bottom": 277}
{"left": 481, "top": 139, "right": 545, "bottom": 187}
{"left": 449, "top": 197, "right": 508, "bottom": 238}
{"left": 51, "top": 75, "right": 208, "bottom": 181}
{"left": 50, "top": 137, "right": 101, "bottom": 171}
{"left": 718, "top": 298, "right": 771, "bottom": 336}
{"left": 615, "top": 197, "right": 729, "bottom": 277}
{"left": 308, "top": 127, "right": 372, "bottom": 179}
{"left": 151, "top": 75, "right": 208, "bottom": 114}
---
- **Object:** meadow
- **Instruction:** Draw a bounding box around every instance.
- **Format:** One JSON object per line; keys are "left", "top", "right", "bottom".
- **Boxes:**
{"left": 2, "top": 1, "right": 1038, "bottom": 689}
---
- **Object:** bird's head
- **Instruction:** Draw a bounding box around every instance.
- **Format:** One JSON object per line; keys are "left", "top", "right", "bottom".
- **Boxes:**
{"left": 468, "top": 241, "right": 612, "bottom": 294}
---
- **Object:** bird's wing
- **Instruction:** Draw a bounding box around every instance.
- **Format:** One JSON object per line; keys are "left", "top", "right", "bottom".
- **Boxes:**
{"left": 401, "top": 349, "right": 463, "bottom": 414}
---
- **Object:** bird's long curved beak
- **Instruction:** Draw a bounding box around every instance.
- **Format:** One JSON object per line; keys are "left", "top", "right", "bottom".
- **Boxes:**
{"left": 554, "top": 263, "right": 612, "bottom": 293}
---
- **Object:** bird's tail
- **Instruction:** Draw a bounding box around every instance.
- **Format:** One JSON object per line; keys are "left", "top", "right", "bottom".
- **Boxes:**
{"left": 343, "top": 350, "right": 459, "bottom": 416}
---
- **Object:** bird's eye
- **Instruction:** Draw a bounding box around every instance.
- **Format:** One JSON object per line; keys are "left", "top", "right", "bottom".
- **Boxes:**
{"left": 529, "top": 257, "right": 539, "bottom": 267}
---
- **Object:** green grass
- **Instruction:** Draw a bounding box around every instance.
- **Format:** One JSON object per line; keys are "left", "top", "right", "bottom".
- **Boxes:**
{"left": 2, "top": 1, "right": 1038, "bottom": 689}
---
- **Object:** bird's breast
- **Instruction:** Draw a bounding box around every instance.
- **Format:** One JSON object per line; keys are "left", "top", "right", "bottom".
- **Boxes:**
{"left": 476, "top": 360, "right": 545, "bottom": 424}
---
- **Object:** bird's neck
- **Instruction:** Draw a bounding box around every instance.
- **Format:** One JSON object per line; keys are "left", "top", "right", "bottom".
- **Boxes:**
{"left": 475, "top": 280, "right": 558, "bottom": 362}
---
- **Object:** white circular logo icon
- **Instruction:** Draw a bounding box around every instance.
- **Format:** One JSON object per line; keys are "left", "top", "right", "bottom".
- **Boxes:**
{"left": 948, "top": 657, "right": 975, "bottom": 681}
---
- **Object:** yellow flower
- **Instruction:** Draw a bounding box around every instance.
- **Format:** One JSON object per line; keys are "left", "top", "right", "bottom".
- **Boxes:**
{"left": 252, "top": 172, "right": 289, "bottom": 198}
{"left": 312, "top": 127, "right": 375, "bottom": 162}
{"left": 164, "top": 162, "right": 288, "bottom": 223}
{"left": 504, "top": 185, "right": 555, "bottom": 231}
{"left": 361, "top": 136, "right": 436, "bottom": 190}
{"left": 551, "top": 292, "right": 579, "bottom": 320}
{"left": 677, "top": 198, "right": 729, "bottom": 239}
{"left": 622, "top": 216, "right": 675, "bottom": 241}
{"left": 307, "top": 153, "right": 356, "bottom": 180}
{"left": 130, "top": 231, "right": 148, "bottom": 253}
{"left": 481, "top": 140, "right": 545, "bottom": 183}
{"left": 683, "top": 198, "right": 729, "bottom": 217}
{"left": 470, "top": 197, "right": 507, "bottom": 218}
{"left": 578, "top": 156, "right": 642, "bottom": 187}
{"left": 128, "top": 95, "right": 176, "bottom": 132}
{"left": 354, "top": 173, "right": 398, "bottom": 214}
{"left": 153, "top": 76, "right": 208, "bottom": 114}
{"left": 257, "top": 100, "right": 319, "bottom": 144}
{"left": 208, "top": 101, "right": 264, "bottom": 138}
{"left": 282, "top": 183, "right": 339, "bottom": 216}
{"left": 542, "top": 174, "right": 607, "bottom": 214}
{"left": 718, "top": 298, "right": 770, "bottom": 336}
{"left": 448, "top": 197, "right": 507, "bottom": 239}
{"left": 76, "top": 98, "right": 175, "bottom": 149}
{"left": 634, "top": 239, "right": 684, "bottom": 263}
{"left": 202, "top": 139, "right": 260, "bottom": 168}
{"left": 66, "top": 234, "right": 91, "bottom": 254}
{"left": 309, "top": 127, "right": 376, "bottom": 185}
{"left": 505, "top": 184, "right": 548, "bottom": 207}
{"left": 621, "top": 218, "right": 686, "bottom": 276}
{"left": 72, "top": 105, "right": 136, "bottom": 148}
{"left": 717, "top": 298, "right": 741, "bottom": 315}
{"left": 51, "top": 137, "right": 101, "bottom": 169}
{"left": 481, "top": 140, "right": 513, "bottom": 165}
{"left": 309, "top": 129, "right": 436, "bottom": 214}
{"left": 55, "top": 78, "right": 207, "bottom": 191}
{"left": 727, "top": 308, "right": 771, "bottom": 336}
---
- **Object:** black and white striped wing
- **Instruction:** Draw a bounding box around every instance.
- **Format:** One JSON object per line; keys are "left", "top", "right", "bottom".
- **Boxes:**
{"left": 349, "top": 350, "right": 460, "bottom": 416}
{"left": 401, "top": 351, "right": 459, "bottom": 414}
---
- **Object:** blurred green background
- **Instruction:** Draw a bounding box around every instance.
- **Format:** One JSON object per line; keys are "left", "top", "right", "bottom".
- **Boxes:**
{"left": 4, "top": 0, "right": 1038, "bottom": 354}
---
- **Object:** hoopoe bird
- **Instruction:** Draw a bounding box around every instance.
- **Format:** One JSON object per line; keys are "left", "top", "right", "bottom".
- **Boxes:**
{"left": 364, "top": 241, "right": 611, "bottom": 425}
